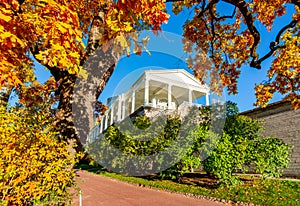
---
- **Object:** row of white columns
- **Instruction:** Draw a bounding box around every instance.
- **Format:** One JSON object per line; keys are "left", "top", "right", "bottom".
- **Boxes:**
{"left": 98, "top": 77, "right": 210, "bottom": 133}
{"left": 144, "top": 78, "right": 209, "bottom": 108}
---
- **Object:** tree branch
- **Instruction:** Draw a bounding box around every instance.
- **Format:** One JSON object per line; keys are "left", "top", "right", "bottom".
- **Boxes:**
{"left": 29, "top": 43, "right": 66, "bottom": 81}
{"left": 223, "top": 0, "right": 260, "bottom": 65}
{"left": 250, "top": 20, "right": 298, "bottom": 68}
{"left": 80, "top": 10, "right": 106, "bottom": 66}
{"left": 215, "top": 7, "right": 236, "bottom": 21}
{"left": 291, "top": 0, "right": 300, "bottom": 8}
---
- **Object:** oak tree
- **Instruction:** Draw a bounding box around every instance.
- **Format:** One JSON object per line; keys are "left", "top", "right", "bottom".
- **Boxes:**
{"left": 0, "top": 0, "right": 169, "bottom": 149}
{"left": 168, "top": 0, "right": 299, "bottom": 108}
{"left": 0, "top": 0, "right": 299, "bottom": 149}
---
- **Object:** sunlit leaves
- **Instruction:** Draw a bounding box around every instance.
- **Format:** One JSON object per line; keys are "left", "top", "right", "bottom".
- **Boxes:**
{"left": 0, "top": 0, "right": 169, "bottom": 102}
{"left": 251, "top": 0, "right": 288, "bottom": 31}
{"left": 0, "top": 1, "right": 33, "bottom": 89}
{"left": 174, "top": 0, "right": 299, "bottom": 108}
{"left": 0, "top": 105, "right": 76, "bottom": 205}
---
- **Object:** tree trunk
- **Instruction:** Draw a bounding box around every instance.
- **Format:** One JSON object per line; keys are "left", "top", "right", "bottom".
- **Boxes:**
{"left": 53, "top": 45, "right": 118, "bottom": 152}
{"left": 0, "top": 86, "right": 12, "bottom": 108}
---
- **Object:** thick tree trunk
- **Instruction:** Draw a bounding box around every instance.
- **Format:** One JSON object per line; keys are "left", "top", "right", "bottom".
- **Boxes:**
{"left": 72, "top": 46, "right": 118, "bottom": 148}
{"left": 53, "top": 45, "right": 118, "bottom": 152}
{"left": 53, "top": 72, "right": 84, "bottom": 150}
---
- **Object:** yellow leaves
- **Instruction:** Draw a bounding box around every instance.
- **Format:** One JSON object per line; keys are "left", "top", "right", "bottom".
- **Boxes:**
{"left": 0, "top": 8, "right": 12, "bottom": 22}
{"left": 0, "top": 105, "right": 76, "bottom": 205}
{"left": 0, "top": 0, "right": 170, "bottom": 89}
{"left": 251, "top": 0, "right": 287, "bottom": 31}
{"left": 254, "top": 84, "right": 275, "bottom": 108}
{"left": 78, "top": 68, "right": 88, "bottom": 79}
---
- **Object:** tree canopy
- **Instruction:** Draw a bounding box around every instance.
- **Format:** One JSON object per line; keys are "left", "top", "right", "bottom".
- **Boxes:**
{"left": 0, "top": 0, "right": 299, "bottom": 144}
{"left": 169, "top": 0, "right": 299, "bottom": 108}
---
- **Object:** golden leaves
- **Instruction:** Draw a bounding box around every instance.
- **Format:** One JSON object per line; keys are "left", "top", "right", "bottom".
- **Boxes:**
{"left": 251, "top": 0, "right": 288, "bottom": 31}
{"left": 0, "top": 8, "right": 12, "bottom": 22}
{"left": 255, "top": 23, "right": 300, "bottom": 109}
{"left": 254, "top": 84, "right": 275, "bottom": 108}
{"left": 25, "top": 0, "right": 84, "bottom": 74}
{"left": 0, "top": 0, "right": 170, "bottom": 95}
{"left": 0, "top": 105, "right": 77, "bottom": 205}
{"left": 105, "top": 0, "right": 169, "bottom": 40}
{"left": 0, "top": 2, "right": 33, "bottom": 90}
{"left": 178, "top": 0, "right": 299, "bottom": 108}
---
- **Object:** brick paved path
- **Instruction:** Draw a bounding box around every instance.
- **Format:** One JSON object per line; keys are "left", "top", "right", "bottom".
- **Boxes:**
{"left": 72, "top": 170, "right": 226, "bottom": 206}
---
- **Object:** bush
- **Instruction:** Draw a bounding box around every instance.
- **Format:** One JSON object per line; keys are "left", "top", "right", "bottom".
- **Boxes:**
{"left": 89, "top": 102, "right": 291, "bottom": 186}
{"left": 202, "top": 133, "right": 249, "bottom": 185}
{"left": 88, "top": 114, "right": 203, "bottom": 178}
{"left": 254, "top": 137, "right": 291, "bottom": 178}
{"left": 0, "top": 106, "right": 76, "bottom": 205}
{"left": 202, "top": 113, "right": 291, "bottom": 185}
{"left": 159, "top": 126, "right": 205, "bottom": 180}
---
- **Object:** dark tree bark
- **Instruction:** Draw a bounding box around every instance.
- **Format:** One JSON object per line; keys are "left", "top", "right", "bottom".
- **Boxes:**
{"left": 0, "top": 85, "right": 12, "bottom": 108}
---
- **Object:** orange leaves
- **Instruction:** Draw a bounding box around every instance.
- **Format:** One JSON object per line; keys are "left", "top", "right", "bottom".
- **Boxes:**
{"left": 24, "top": 0, "right": 84, "bottom": 74}
{"left": 177, "top": 0, "right": 299, "bottom": 108}
{"left": 18, "top": 77, "right": 58, "bottom": 109}
{"left": 106, "top": 0, "right": 169, "bottom": 39}
{"left": 0, "top": 1, "right": 33, "bottom": 90}
{"left": 254, "top": 84, "right": 275, "bottom": 108}
{"left": 0, "top": 0, "right": 170, "bottom": 92}
{"left": 255, "top": 23, "right": 300, "bottom": 108}
{"left": 251, "top": 0, "right": 288, "bottom": 31}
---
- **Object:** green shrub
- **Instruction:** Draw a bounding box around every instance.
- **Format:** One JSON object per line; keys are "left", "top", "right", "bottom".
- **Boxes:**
{"left": 202, "top": 133, "right": 249, "bottom": 185}
{"left": 89, "top": 102, "right": 291, "bottom": 186}
{"left": 202, "top": 111, "right": 291, "bottom": 185}
{"left": 254, "top": 137, "right": 291, "bottom": 178}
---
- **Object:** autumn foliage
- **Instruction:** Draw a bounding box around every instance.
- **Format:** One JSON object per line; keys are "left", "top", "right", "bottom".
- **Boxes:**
{"left": 172, "top": 0, "right": 299, "bottom": 108}
{"left": 0, "top": 105, "right": 76, "bottom": 205}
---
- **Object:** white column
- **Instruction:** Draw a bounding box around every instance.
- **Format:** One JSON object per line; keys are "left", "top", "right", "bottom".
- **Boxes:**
{"left": 131, "top": 91, "right": 135, "bottom": 113}
{"left": 104, "top": 114, "right": 108, "bottom": 129}
{"left": 117, "top": 95, "right": 122, "bottom": 121}
{"left": 206, "top": 92, "right": 210, "bottom": 106}
{"left": 110, "top": 107, "right": 114, "bottom": 125}
{"left": 100, "top": 116, "right": 103, "bottom": 133}
{"left": 144, "top": 79, "right": 149, "bottom": 105}
{"left": 168, "top": 84, "right": 172, "bottom": 109}
{"left": 95, "top": 125, "right": 99, "bottom": 137}
{"left": 122, "top": 100, "right": 126, "bottom": 120}
{"left": 189, "top": 89, "right": 192, "bottom": 104}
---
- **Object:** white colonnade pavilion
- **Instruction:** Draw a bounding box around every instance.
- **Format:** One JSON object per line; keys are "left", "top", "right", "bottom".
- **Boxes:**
{"left": 92, "top": 69, "right": 210, "bottom": 137}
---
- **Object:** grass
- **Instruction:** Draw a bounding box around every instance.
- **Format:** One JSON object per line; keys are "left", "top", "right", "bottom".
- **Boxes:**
{"left": 75, "top": 164, "right": 300, "bottom": 206}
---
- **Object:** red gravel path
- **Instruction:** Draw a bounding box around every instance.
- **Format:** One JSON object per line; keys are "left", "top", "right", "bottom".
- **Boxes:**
{"left": 72, "top": 170, "right": 226, "bottom": 206}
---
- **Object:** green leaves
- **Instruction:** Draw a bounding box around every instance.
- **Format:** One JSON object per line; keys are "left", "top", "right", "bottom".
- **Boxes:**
{"left": 202, "top": 106, "right": 291, "bottom": 186}
{"left": 254, "top": 137, "right": 292, "bottom": 178}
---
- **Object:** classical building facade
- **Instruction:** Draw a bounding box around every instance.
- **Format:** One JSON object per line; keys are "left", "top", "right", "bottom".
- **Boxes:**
{"left": 89, "top": 69, "right": 210, "bottom": 140}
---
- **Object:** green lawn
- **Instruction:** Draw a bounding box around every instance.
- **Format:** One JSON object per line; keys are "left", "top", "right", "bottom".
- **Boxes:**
{"left": 75, "top": 164, "right": 300, "bottom": 206}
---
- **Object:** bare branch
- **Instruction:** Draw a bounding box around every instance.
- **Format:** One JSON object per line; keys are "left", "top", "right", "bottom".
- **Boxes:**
{"left": 275, "top": 20, "right": 297, "bottom": 43}
{"left": 215, "top": 7, "right": 236, "bottom": 21}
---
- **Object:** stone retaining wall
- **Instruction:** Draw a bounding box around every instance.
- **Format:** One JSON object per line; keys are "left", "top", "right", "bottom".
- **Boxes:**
{"left": 241, "top": 101, "right": 300, "bottom": 177}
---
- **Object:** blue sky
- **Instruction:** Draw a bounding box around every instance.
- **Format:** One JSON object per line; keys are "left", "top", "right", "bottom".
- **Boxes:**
{"left": 31, "top": 2, "right": 295, "bottom": 112}
{"left": 99, "top": 3, "right": 295, "bottom": 112}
